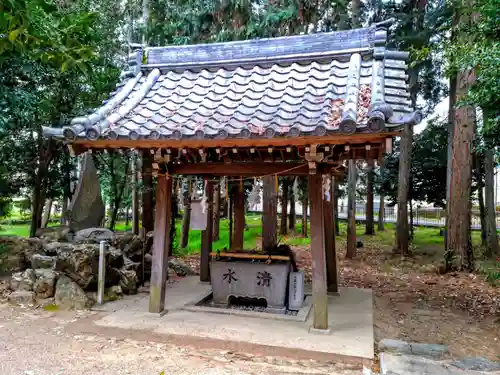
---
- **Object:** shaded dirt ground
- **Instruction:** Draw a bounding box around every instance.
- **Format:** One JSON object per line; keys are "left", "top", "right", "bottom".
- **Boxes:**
{"left": 0, "top": 304, "right": 359, "bottom": 375}
{"left": 180, "top": 236, "right": 500, "bottom": 362}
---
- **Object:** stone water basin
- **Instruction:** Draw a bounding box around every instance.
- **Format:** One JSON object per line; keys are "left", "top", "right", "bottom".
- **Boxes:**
{"left": 210, "top": 258, "right": 291, "bottom": 313}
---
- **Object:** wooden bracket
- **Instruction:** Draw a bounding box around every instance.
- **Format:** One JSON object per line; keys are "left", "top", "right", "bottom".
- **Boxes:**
{"left": 304, "top": 144, "right": 325, "bottom": 174}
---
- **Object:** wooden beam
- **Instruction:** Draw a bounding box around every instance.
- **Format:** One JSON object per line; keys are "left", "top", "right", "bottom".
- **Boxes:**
{"left": 168, "top": 162, "right": 310, "bottom": 176}
{"left": 141, "top": 151, "right": 154, "bottom": 233}
{"left": 232, "top": 182, "right": 245, "bottom": 250}
{"left": 308, "top": 172, "right": 329, "bottom": 331}
{"left": 166, "top": 162, "right": 345, "bottom": 176}
{"left": 149, "top": 174, "right": 173, "bottom": 314}
{"left": 211, "top": 252, "right": 289, "bottom": 261}
{"left": 200, "top": 179, "right": 214, "bottom": 282}
{"left": 323, "top": 174, "right": 339, "bottom": 294}
{"left": 262, "top": 175, "right": 278, "bottom": 250}
{"left": 74, "top": 133, "right": 396, "bottom": 150}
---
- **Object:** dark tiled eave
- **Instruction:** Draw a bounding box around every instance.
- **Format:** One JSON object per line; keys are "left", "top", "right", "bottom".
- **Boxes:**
{"left": 43, "top": 20, "right": 422, "bottom": 145}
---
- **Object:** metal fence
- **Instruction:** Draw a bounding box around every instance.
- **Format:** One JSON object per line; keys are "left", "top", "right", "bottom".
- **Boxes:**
{"left": 337, "top": 204, "right": 500, "bottom": 229}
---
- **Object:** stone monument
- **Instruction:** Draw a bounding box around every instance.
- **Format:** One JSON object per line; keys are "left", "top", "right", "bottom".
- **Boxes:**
{"left": 67, "top": 152, "right": 105, "bottom": 232}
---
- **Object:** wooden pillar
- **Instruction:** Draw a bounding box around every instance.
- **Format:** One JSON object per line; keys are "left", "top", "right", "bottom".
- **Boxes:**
{"left": 149, "top": 173, "right": 173, "bottom": 314}
{"left": 346, "top": 160, "right": 357, "bottom": 259}
{"left": 365, "top": 159, "right": 375, "bottom": 235}
{"left": 262, "top": 175, "right": 277, "bottom": 250}
{"left": 213, "top": 181, "right": 220, "bottom": 241}
{"left": 228, "top": 190, "right": 233, "bottom": 249}
{"left": 308, "top": 173, "right": 329, "bottom": 331}
{"left": 324, "top": 174, "right": 339, "bottom": 293}
{"left": 232, "top": 181, "right": 245, "bottom": 250}
{"left": 141, "top": 151, "right": 154, "bottom": 233}
{"left": 131, "top": 153, "right": 139, "bottom": 235}
{"left": 200, "top": 179, "right": 214, "bottom": 282}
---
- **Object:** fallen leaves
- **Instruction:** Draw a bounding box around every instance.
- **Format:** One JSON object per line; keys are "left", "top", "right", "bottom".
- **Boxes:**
{"left": 178, "top": 238, "right": 500, "bottom": 320}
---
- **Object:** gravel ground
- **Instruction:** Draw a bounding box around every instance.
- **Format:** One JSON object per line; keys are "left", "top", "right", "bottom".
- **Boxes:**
{"left": 0, "top": 304, "right": 360, "bottom": 375}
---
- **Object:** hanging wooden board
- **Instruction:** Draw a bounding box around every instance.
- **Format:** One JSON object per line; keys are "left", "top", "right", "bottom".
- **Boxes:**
{"left": 190, "top": 199, "right": 207, "bottom": 230}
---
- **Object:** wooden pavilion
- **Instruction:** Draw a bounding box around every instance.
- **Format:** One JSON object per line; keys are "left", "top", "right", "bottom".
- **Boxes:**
{"left": 43, "top": 21, "right": 420, "bottom": 331}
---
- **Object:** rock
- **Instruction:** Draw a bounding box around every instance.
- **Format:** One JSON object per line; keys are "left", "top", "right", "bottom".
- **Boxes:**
{"left": 145, "top": 231, "right": 154, "bottom": 253}
{"left": 122, "top": 256, "right": 141, "bottom": 272}
{"left": 33, "top": 269, "right": 58, "bottom": 298}
{"left": 378, "top": 339, "right": 448, "bottom": 360}
{"left": 42, "top": 241, "right": 74, "bottom": 256}
{"left": 0, "top": 236, "right": 42, "bottom": 272}
{"left": 167, "top": 267, "right": 176, "bottom": 283}
{"left": 67, "top": 153, "right": 105, "bottom": 232}
{"left": 410, "top": 343, "right": 448, "bottom": 359}
{"left": 54, "top": 275, "right": 92, "bottom": 309}
{"left": 121, "top": 234, "right": 142, "bottom": 255}
{"left": 105, "top": 285, "right": 123, "bottom": 301}
{"left": 31, "top": 254, "right": 56, "bottom": 269}
{"left": 107, "top": 247, "right": 125, "bottom": 268}
{"left": 118, "top": 269, "right": 138, "bottom": 294}
{"left": 168, "top": 258, "right": 195, "bottom": 277}
{"left": 8, "top": 290, "right": 35, "bottom": 305}
{"left": 10, "top": 269, "right": 35, "bottom": 291}
{"left": 74, "top": 228, "right": 114, "bottom": 243}
{"left": 85, "top": 291, "right": 97, "bottom": 304}
{"left": 54, "top": 243, "right": 121, "bottom": 289}
{"left": 35, "top": 226, "right": 71, "bottom": 242}
{"left": 112, "top": 232, "right": 135, "bottom": 250}
{"left": 452, "top": 357, "right": 500, "bottom": 372}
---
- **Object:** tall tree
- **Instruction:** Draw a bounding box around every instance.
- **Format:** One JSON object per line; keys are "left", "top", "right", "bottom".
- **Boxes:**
{"left": 445, "top": 2, "right": 477, "bottom": 270}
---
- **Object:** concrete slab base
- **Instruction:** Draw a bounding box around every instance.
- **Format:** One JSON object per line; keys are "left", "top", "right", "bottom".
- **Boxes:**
{"left": 87, "top": 277, "right": 374, "bottom": 365}
{"left": 183, "top": 292, "right": 313, "bottom": 322}
{"left": 379, "top": 353, "right": 500, "bottom": 375}
{"left": 309, "top": 326, "right": 332, "bottom": 335}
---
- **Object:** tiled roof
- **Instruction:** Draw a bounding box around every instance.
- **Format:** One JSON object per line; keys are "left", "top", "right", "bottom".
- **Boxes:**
{"left": 43, "top": 21, "right": 421, "bottom": 143}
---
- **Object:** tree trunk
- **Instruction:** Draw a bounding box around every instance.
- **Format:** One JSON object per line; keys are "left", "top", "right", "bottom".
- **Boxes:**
{"left": 302, "top": 198, "right": 308, "bottom": 237}
{"left": 409, "top": 200, "right": 414, "bottom": 240}
{"left": 213, "top": 182, "right": 220, "bottom": 241}
{"left": 474, "top": 152, "right": 487, "bottom": 246}
{"left": 395, "top": 127, "right": 413, "bottom": 255}
{"left": 445, "top": 72, "right": 458, "bottom": 252}
{"left": 446, "top": 67, "right": 475, "bottom": 271}
{"left": 169, "top": 191, "right": 178, "bottom": 257}
{"left": 484, "top": 148, "right": 499, "bottom": 257}
{"left": 181, "top": 178, "right": 192, "bottom": 249}
{"left": 378, "top": 195, "right": 385, "bottom": 231}
{"left": 351, "top": 0, "right": 361, "bottom": 27}
{"left": 232, "top": 184, "right": 245, "bottom": 250}
{"left": 41, "top": 199, "right": 53, "bottom": 228}
{"left": 60, "top": 197, "right": 68, "bottom": 225}
{"left": 262, "top": 176, "right": 278, "bottom": 250}
{"left": 346, "top": 160, "right": 357, "bottom": 259}
{"left": 280, "top": 179, "right": 289, "bottom": 235}
{"left": 125, "top": 207, "right": 130, "bottom": 227}
{"left": 109, "top": 155, "right": 130, "bottom": 231}
{"left": 365, "top": 160, "right": 375, "bottom": 235}
{"left": 288, "top": 178, "right": 296, "bottom": 233}
{"left": 30, "top": 139, "right": 52, "bottom": 237}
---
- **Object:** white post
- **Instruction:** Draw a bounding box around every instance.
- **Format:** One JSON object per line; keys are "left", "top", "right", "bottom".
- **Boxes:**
{"left": 97, "top": 241, "right": 106, "bottom": 305}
